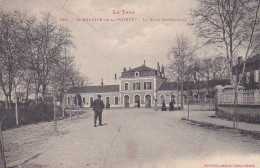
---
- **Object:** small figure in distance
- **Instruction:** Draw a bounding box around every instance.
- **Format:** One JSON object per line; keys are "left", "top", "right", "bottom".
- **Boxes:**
{"left": 161, "top": 100, "right": 167, "bottom": 111}
{"left": 169, "top": 96, "right": 175, "bottom": 111}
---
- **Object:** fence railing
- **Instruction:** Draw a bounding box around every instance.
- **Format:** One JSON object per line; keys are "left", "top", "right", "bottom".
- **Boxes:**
{"left": 219, "top": 89, "right": 260, "bottom": 105}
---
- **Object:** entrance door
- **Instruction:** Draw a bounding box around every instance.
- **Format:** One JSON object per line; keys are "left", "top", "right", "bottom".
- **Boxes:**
{"left": 75, "top": 94, "right": 82, "bottom": 107}
{"left": 124, "top": 95, "right": 129, "bottom": 108}
{"left": 90, "top": 97, "right": 94, "bottom": 108}
{"left": 145, "top": 95, "right": 151, "bottom": 108}
{"left": 134, "top": 95, "right": 140, "bottom": 108}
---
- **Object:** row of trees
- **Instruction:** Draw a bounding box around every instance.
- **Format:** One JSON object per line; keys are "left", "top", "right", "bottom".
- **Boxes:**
{"left": 0, "top": 10, "right": 88, "bottom": 110}
{"left": 0, "top": 10, "right": 90, "bottom": 167}
{"left": 167, "top": 34, "right": 229, "bottom": 108}
{"left": 167, "top": 0, "right": 260, "bottom": 127}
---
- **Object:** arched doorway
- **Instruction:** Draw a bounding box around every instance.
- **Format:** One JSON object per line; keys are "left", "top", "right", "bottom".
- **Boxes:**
{"left": 74, "top": 94, "right": 82, "bottom": 107}
{"left": 134, "top": 95, "right": 140, "bottom": 108}
{"left": 160, "top": 95, "right": 165, "bottom": 103}
{"left": 90, "top": 97, "right": 94, "bottom": 108}
{"left": 124, "top": 95, "right": 130, "bottom": 108}
{"left": 145, "top": 95, "right": 151, "bottom": 108}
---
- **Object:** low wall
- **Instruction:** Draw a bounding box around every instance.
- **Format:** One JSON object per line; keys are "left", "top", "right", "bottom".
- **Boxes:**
{"left": 216, "top": 105, "right": 260, "bottom": 124}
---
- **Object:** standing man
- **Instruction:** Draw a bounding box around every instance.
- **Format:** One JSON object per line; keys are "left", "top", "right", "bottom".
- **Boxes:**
{"left": 93, "top": 94, "right": 105, "bottom": 127}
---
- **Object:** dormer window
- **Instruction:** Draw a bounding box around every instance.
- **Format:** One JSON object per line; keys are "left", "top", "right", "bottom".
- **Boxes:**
{"left": 135, "top": 71, "right": 139, "bottom": 77}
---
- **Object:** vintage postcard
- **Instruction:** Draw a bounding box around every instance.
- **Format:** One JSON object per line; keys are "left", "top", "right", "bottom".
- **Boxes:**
{"left": 0, "top": 0, "right": 260, "bottom": 168}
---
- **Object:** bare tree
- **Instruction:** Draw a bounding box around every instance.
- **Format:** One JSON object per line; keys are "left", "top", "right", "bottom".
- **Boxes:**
{"left": 0, "top": 10, "right": 27, "bottom": 110}
{"left": 23, "top": 12, "right": 73, "bottom": 103}
{"left": 191, "top": 0, "right": 260, "bottom": 128}
{"left": 167, "top": 33, "right": 196, "bottom": 110}
{"left": 51, "top": 49, "right": 75, "bottom": 117}
{"left": 211, "top": 56, "right": 229, "bottom": 80}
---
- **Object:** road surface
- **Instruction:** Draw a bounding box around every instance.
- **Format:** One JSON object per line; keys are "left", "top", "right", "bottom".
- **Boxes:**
{"left": 4, "top": 108, "right": 260, "bottom": 168}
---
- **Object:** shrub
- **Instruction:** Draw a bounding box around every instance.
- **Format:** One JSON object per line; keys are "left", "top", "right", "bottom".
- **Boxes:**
{"left": 0, "top": 103, "right": 63, "bottom": 130}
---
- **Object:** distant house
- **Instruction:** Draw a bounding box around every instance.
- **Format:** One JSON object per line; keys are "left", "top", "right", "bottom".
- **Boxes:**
{"left": 232, "top": 54, "right": 260, "bottom": 89}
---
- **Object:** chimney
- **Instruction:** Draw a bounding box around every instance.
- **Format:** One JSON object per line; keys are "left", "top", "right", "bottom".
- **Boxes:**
{"left": 123, "top": 67, "right": 126, "bottom": 72}
{"left": 114, "top": 73, "right": 117, "bottom": 80}
{"left": 143, "top": 60, "right": 146, "bottom": 66}
{"left": 101, "top": 78, "right": 103, "bottom": 86}
{"left": 157, "top": 62, "right": 160, "bottom": 76}
{"left": 161, "top": 64, "right": 164, "bottom": 74}
{"left": 237, "top": 56, "right": 242, "bottom": 65}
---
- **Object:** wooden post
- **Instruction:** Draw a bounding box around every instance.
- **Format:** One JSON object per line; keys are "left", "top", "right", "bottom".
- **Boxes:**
{"left": 0, "top": 124, "right": 6, "bottom": 168}
{"left": 187, "top": 96, "right": 190, "bottom": 120}
{"left": 62, "top": 91, "right": 65, "bottom": 118}
{"left": 76, "top": 94, "right": 79, "bottom": 119}
{"left": 15, "top": 88, "right": 19, "bottom": 126}
{"left": 53, "top": 89, "right": 58, "bottom": 132}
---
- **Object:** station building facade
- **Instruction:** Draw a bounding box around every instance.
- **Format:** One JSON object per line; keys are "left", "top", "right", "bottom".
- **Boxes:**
{"left": 66, "top": 62, "right": 180, "bottom": 108}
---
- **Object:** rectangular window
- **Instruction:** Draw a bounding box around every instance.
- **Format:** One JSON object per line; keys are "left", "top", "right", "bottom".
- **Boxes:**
{"left": 246, "top": 72, "right": 250, "bottom": 84}
{"left": 133, "top": 82, "right": 140, "bottom": 90}
{"left": 144, "top": 82, "right": 152, "bottom": 90}
{"left": 83, "top": 97, "right": 86, "bottom": 105}
{"left": 106, "top": 97, "right": 110, "bottom": 105}
{"left": 124, "top": 83, "right": 129, "bottom": 90}
{"left": 137, "top": 82, "right": 140, "bottom": 90}
{"left": 115, "top": 97, "right": 119, "bottom": 105}
{"left": 255, "top": 70, "right": 259, "bottom": 82}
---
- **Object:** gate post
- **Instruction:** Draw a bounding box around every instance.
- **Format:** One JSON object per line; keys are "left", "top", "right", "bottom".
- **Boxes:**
{"left": 214, "top": 85, "right": 224, "bottom": 118}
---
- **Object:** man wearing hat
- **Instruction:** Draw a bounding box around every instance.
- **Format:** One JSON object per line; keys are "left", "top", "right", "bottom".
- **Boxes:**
{"left": 93, "top": 94, "right": 105, "bottom": 127}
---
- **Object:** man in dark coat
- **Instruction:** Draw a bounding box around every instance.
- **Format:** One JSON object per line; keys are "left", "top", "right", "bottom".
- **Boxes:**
{"left": 161, "top": 100, "right": 167, "bottom": 111}
{"left": 169, "top": 97, "right": 175, "bottom": 111}
{"left": 93, "top": 94, "right": 105, "bottom": 127}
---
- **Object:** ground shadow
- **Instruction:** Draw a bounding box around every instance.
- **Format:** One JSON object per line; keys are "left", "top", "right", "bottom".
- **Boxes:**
{"left": 100, "top": 123, "right": 109, "bottom": 126}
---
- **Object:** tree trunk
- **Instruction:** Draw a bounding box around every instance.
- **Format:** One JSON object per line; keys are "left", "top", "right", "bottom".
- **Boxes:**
{"left": 8, "top": 94, "right": 12, "bottom": 110}
{"left": 233, "top": 86, "right": 239, "bottom": 128}
{"left": 181, "top": 82, "right": 184, "bottom": 110}
{"left": 42, "top": 85, "right": 47, "bottom": 102}
{"left": 0, "top": 125, "right": 6, "bottom": 168}
{"left": 4, "top": 95, "right": 8, "bottom": 110}
{"left": 35, "top": 91, "right": 39, "bottom": 104}
{"left": 15, "top": 89, "right": 19, "bottom": 126}
{"left": 53, "top": 90, "right": 57, "bottom": 132}
{"left": 62, "top": 91, "right": 65, "bottom": 118}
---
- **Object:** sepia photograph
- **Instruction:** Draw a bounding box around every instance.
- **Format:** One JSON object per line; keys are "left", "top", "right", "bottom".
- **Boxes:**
{"left": 0, "top": 0, "right": 260, "bottom": 167}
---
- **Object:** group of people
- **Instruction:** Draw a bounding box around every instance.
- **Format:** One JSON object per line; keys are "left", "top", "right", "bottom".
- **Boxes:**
{"left": 161, "top": 98, "right": 176, "bottom": 111}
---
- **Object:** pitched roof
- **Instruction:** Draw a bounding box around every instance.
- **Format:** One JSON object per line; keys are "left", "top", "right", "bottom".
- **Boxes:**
{"left": 158, "top": 79, "right": 230, "bottom": 91}
{"left": 125, "top": 65, "right": 156, "bottom": 72}
{"left": 246, "top": 54, "right": 260, "bottom": 64}
{"left": 67, "top": 85, "right": 119, "bottom": 94}
{"left": 158, "top": 82, "right": 178, "bottom": 91}
{"left": 121, "top": 65, "right": 157, "bottom": 78}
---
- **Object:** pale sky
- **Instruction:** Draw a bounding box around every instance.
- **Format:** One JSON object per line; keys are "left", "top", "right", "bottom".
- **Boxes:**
{"left": 0, "top": 0, "right": 212, "bottom": 85}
